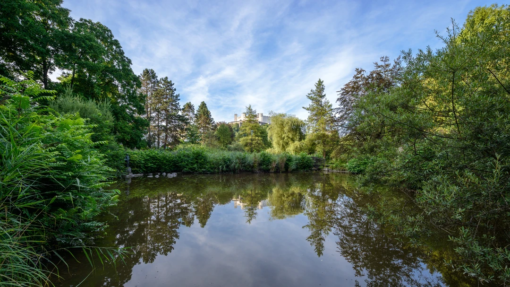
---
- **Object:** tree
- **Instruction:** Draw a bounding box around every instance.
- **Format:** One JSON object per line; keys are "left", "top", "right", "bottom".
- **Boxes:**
{"left": 182, "top": 102, "right": 196, "bottom": 125}
{"left": 237, "top": 105, "right": 266, "bottom": 152}
{"left": 59, "top": 19, "right": 147, "bottom": 149}
{"left": 139, "top": 69, "right": 158, "bottom": 147}
{"left": 303, "top": 79, "right": 338, "bottom": 158}
{"left": 185, "top": 124, "right": 201, "bottom": 144}
{"left": 304, "top": 79, "right": 334, "bottom": 134}
{"left": 195, "top": 101, "right": 214, "bottom": 141}
{"left": 267, "top": 113, "right": 305, "bottom": 153}
{"left": 343, "top": 6, "right": 510, "bottom": 284}
{"left": 158, "top": 78, "right": 184, "bottom": 148}
{"left": 335, "top": 57, "right": 402, "bottom": 135}
{"left": 50, "top": 86, "right": 114, "bottom": 145}
{"left": 0, "top": 0, "right": 71, "bottom": 87}
{"left": 215, "top": 122, "right": 234, "bottom": 147}
{"left": 0, "top": 1, "right": 148, "bottom": 148}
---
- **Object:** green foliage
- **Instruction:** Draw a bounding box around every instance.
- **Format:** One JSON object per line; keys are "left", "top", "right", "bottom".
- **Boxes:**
{"left": 0, "top": 0, "right": 148, "bottom": 148}
{"left": 237, "top": 105, "right": 266, "bottom": 152}
{"left": 0, "top": 76, "right": 121, "bottom": 284}
{"left": 239, "top": 135, "right": 265, "bottom": 153}
{"left": 267, "top": 113, "right": 305, "bottom": 153}
{"left": 339, "top": 5, "right": 510, "bottom": 284}
{"left": 123, "top": 146, "right": 314, "bottom": 174}
{"left": 0, "top": 0, "right": 71, "bottom": 88}
{"left": 215, "top": 123, "right": 234, "bottom": 147}
{"left": 185, "top": 124, "right": 201, "bottom": 144}
{"left": 346, "top": 158, "right": 371, "bottom": 174}
{"left": 196, "top": 101, "right": 214, "bottom": 138}
{"left": 50, "top": 86, "right": 114, "bottom": 143}
{"left": 302, "top": 79, "right": 339, "bottom": 158}
{"left": 303, "top": 79, "right": 335, "bottom": 134}
{"left": 227, "top": 142, "right": 245, "bottom": 152}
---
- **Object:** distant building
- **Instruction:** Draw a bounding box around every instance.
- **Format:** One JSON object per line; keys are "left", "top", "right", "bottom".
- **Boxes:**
{"left": 230, "top": 113, "right": 271, "bottom": 125}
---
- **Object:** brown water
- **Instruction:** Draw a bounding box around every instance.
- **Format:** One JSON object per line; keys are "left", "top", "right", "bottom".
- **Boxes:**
{"left": 54, "top": 173, "right": 458, "bottom": 287}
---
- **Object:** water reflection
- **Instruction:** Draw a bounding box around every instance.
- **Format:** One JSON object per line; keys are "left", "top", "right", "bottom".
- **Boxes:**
{"left": 55, "top": 173, "right": 467, "bottom": 287}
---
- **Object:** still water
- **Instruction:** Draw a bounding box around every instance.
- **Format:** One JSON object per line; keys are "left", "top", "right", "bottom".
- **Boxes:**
{"left": 56, "top": 173, "right": 452, "bottom": 287}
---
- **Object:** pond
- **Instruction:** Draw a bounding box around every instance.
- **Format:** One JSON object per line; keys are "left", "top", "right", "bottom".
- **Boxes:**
{"left": 55, "top": 173, "right": 460, "bottom": 287}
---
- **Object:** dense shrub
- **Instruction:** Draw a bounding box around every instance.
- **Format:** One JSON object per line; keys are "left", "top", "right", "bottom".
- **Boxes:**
{"left": 294, "top": 152, "right": 314, "bottom": 171}
{"left": 122, "top": 146, "right": 315, "bottom": 174}
{"left": 346, "top": 158, "right": 371, "bottom": 174}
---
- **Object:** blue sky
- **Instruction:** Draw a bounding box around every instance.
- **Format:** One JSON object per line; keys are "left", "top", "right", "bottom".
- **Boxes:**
{"left": 61, "top": 0, "right": 491, "bottom": 122}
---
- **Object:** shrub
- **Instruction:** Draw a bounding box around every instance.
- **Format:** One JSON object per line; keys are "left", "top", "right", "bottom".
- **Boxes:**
{"left": 119, "top": 147, "right": 315, "bottom": 174}
{"left": 294, "top": 152, "right": 314, "bottom": 171}
{"left": 346, "top": 158, "right": 371, "bottom": 174}
{"left": 0, "top": 76, "right": 121, "bottom": 284}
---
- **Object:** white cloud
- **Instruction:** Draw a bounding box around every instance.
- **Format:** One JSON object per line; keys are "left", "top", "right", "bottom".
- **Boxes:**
{"left": 62, "top": 0, "right": 489, "bottom": 122}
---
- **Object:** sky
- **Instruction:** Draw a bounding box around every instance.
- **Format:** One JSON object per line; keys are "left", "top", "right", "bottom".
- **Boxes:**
{"left": 61, "top": 0, "right": 492, "bottom": 122}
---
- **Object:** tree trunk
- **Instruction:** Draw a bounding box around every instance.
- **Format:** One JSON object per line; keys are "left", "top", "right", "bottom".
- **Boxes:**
{"left": 70, "top": 63, "right": 76, "bottom": 88}
{"left": 42, "top": 59, "right": 49, "bottom": 89}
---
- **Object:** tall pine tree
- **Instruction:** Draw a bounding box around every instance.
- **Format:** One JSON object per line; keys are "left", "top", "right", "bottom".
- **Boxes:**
{"left": 303, "top": 79, "right": 338, "bottom": 158}
{"left": 140, "top": 69, "right": 158, "bottom": 147}
{"left": 195, "top": 101, "right": 215, "bottom": 136}
{"left": 238, "top": 105, "right": 265, "bottom": 152}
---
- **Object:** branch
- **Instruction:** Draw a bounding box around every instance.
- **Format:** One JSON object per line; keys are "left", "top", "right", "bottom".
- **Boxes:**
{"left": 488, "top": 68, "right": 510, "bottom": 95}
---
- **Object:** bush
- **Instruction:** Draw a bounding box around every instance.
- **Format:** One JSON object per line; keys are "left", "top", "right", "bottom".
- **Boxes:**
{"left": 120, "top": 146, "right": 315, "bottom": 174}
{"left": 294, "top": 152, "right": 314, "bottom": 171}
{"left": 346, "top": 158, "right": 371, "bottom": 174}
{"left": 227, "top": 142, "right": 245, "bottom": 152}
{"left": 0, "top": 76, "right": 121, "bottom": 285}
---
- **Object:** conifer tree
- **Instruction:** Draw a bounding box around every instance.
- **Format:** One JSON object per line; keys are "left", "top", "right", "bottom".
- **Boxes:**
{"left": 182, "top": 102, "right": 196, "bottom": 125}
{"left": 304, "top": 79, "right": 334, "bottom": 134}
{"left": 140, "top": 69, "right": 158, "bottom": 147}
{"left": 303, "top": 79, "right": 338, "bottom": 158}
{"left": 157, "top": 77, "right": 184, "bottom": 148}
{"left": 195, "top": 101, "right": 215, "bottom": 137}
{"left": 238, "top": 105, "right": 265, "bottom": 152}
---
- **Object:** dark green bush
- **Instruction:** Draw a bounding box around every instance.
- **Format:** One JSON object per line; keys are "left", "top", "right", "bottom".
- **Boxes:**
{"left": 346, "top": 158, "right": 371, "bottom": 174}
{"left": 295, "top": 152, "right": 314, "bottom": 171}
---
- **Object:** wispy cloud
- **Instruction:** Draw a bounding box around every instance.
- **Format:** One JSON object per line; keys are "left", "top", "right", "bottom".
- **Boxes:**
{"left": 62, "top": 0, "right": 488, "bottom": 122}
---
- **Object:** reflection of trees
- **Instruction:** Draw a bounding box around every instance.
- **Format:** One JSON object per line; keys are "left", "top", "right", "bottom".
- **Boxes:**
{"left": 267, "top": 186, "right": 306, "bottom": 220}
{"left": 193, "top": 192, "right": 216, "bottom": 227}
{"left": 302, "top": 178, "right": 339, "bottom": 257}
{"left": 57, "top": 173, "right": 471, "bottom": 286}
{"left": 239, "top": 187, "right": 268, "bottom": 224}
{"left": 334, "top": 196, "right": 443, "bottom": 287}
{"left": 108, "top": 192, "right": 195, "bottom": 286}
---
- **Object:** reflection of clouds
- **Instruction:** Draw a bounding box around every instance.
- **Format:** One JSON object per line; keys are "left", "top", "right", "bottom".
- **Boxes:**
{"left": 62, "top": 0, "right": 485, "bottom": 122}
{"left": 58, "top": 174, "right": 449, "bottom": 287}
{"left": 126, "top": 204, "right": 357, "bottom": 287}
